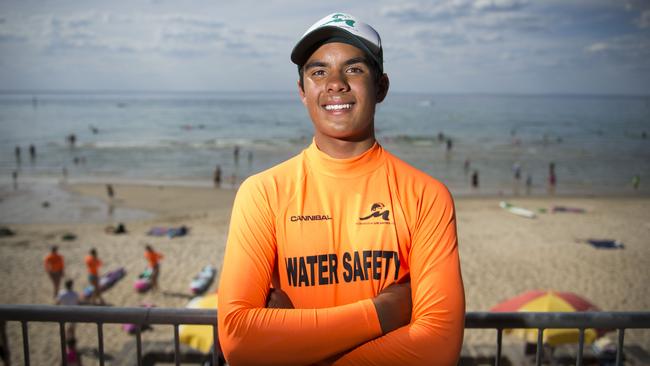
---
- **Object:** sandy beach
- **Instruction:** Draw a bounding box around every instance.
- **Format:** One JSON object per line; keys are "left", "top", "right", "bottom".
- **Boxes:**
{"left": 1, "top": 182, "right": 649, "bottom": 365}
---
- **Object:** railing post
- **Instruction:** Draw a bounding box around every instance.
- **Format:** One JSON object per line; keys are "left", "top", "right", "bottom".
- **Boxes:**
{"left": 97, "top": 322, "right": 105, "bottom": 366}
{"left": 213, "top": 325, "right": 219, "bottom": 366}
{"left": 173, "top": 324, "right": 180, "bottom": 366}
{"left": 616, "top": 328, "right": 625, "bottom": 366}
{"left": 59, "top": 322, "right": 67, "bottom": 366}
{"left": 136, "top": 325, "right": 142, "bottom": 366}
{"left": 21, "top": 320, "right": 30, "bottom": 366}
{"left": 535, "top": 328, "right": 544, "bottom": 366}
{"left": 495, "top": 328, "right": 502, "bottom": 366}
{"left": 576, "top": 328, "right": 584, "bottom": 366}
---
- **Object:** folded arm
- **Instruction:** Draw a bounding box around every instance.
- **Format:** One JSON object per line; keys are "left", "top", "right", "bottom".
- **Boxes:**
{"left": 333, "top": 186, "right": 465, "bottom": 365}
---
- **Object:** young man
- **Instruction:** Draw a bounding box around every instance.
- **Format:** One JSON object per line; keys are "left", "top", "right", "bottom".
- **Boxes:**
{"left": 56, "top": 279, "right": 80, "bottom": 339}
{"left": 218, "top": 13, "right": 465, "bottom": 365}
{"left": 44, "top": 245, "right": 64, "bottom": 298}
{"left": 85, "top": 248, "right": 105, "bottom": 305}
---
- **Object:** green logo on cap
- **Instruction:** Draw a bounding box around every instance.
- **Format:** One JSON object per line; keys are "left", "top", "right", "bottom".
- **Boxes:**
{"left": 323, "top": 13, "right": 355, "bottom": 27}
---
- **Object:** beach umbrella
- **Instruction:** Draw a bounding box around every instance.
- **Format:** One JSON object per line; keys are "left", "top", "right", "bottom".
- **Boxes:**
{"left": 179, "top": 293, "right": 218, "bottom": 353}
{"left": 491, "top": 290, "right": 604, "bottom": 346}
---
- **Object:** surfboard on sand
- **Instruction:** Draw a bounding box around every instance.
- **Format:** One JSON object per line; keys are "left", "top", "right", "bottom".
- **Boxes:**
{"left": 190, "top": 266, "right": 216, "bottom": 295}
{"left": 83, "top": 267, "right": 126, "bottom": 299}
{"left": 499, "top": 201, "right": 536, "bottom": 219}
{"left": 134, "top": 267, "right": 153, "bottom": 293}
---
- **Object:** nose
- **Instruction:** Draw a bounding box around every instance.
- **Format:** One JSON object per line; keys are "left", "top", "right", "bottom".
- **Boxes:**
{"left": 326, "top": 71, "right": 350, "bottom": 93}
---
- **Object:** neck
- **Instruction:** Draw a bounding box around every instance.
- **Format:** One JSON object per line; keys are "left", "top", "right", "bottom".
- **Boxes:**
{"left": 313, "top": 133, "right": 376, "bottom": 159}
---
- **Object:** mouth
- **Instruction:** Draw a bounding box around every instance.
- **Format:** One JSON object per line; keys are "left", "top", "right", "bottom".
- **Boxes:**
{"left": 322, "top": 102, "right": 354, "bottom": 112}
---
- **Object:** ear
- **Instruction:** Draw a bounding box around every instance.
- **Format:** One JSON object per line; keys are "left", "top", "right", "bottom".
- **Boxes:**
{"left": 376, "top": 73, "right": 389, "bottom": 103}
{"left": 297, "top": 80, "right": 307, "bottom": 106}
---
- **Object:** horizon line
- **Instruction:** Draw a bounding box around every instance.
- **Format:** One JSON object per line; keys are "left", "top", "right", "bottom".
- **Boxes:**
{"left": 1, "top": 89, "right": 649, "bottom": 99}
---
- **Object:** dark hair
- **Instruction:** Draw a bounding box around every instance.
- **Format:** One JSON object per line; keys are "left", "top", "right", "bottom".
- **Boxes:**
{"left": 298, "top": 58, "right": 383, "bottom": 91}
{"left": 65, "top": 279, "right": 73, "bottom": 289}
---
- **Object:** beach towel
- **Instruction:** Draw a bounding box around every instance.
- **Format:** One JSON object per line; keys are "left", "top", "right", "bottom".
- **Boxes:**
{"left": 553, "top": 206, "right": 586, "bottom": 213}
{"left": 147, "top": 226, "right": 189, "bottom": 238}
{"left": 587, "top": 239, "right": 624, "bottom": 249}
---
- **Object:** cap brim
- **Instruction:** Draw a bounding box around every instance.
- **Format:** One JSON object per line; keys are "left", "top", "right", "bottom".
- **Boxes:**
{"left": 291, "top": 26, "right": 381, "bottom": 69}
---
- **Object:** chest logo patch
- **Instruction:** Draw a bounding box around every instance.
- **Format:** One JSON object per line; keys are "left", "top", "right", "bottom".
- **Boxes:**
{"left": 358, "top": 202, "right": 392, "bottom": 224}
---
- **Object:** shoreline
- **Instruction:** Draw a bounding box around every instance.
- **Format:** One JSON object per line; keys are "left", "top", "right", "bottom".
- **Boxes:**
{"left": 2, "top": 180, "right": 648, "bottom": 226}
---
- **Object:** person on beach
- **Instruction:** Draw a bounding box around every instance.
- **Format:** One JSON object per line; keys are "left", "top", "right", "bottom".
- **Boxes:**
{"left": 213, "top": 165, "right": 222, "bottom": 188}
{"left": 12, "top": 171, "right": 18, "bottom": 190}
{"left": 144, "top": 245, "right": 163, "bottom": 291}
{"left": 548, "top": 162, "right": 556, "bottom": 195}
{"left": 472, "top": 170, "right": 479, "bottom": 189}
{"left": 14, "top": 145, "right": 21, "bottom": 164}
{"left": 29, "top": 144, "right": 36, "bottom": 161}
{"left": 106, "top": 184, "right": 114, "bottom": 200}
{"left": 632, "top": 174, "right": 640, "bottom": 190}
{"left": 233, "top": 145, "right": 240, "bottom": 164}
{"left": 44, "top": 245, "right": 65, "bottom": 298}
{"left": 84, "top": 248, "right": 105, "bottom": 305}
{"left": 56, "top": 279, "right": 80, "bottom": 339}
{"left": 64, "top": 337, "right": 83, "bottom": 366}
{"left": 218, "top": 12, "right": 465, "bottom": 365}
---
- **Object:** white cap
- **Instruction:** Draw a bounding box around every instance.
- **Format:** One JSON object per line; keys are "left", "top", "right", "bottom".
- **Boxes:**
{"left": 291, "top": 13, "right": 383, "bottom": 72}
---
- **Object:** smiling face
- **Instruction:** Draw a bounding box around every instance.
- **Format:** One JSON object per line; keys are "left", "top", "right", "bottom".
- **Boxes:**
{"left": 299, "top": 42, "right": 388, "bottom": 155}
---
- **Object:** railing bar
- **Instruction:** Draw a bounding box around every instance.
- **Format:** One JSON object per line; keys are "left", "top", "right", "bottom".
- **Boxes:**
{"left": 136, "top": 325, "right": 142, "bottom": 366}
{"left": 495, "top": 328, "right": 502, "bottom": 366}
{"left": 535, "top": 328, "right": 543, "bottom": 366}
{"left": 21, "top": 320, "right": 30, "bottom": 366}
{"left": 59, "top": 322, "right": 67, "bottom": 366}
{"left": 576, "top": 328, "right": 584, "bottom": 366}
{"left": 615, "top": 328, "right": 624, "bottom": 366}
{"left": 213, "top": 325, "right": 219, "bottom": 366}
{"left": 97, "top": 322, "right": 105, "bottom": 366}
{"left": 174, "top": 324, "right": 180, "bottom": 366}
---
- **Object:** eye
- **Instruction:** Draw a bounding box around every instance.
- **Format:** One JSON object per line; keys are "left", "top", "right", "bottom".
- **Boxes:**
{"left": 311, "top": 69, "right": 326, "bottom": 77}
{"left": 346, "top": 66, "right": 364, "bottom": 74}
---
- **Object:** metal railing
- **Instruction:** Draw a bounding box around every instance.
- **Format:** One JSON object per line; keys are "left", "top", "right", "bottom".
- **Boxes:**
{"left": 1, "top": 305, "right": 649, "bottom": 366}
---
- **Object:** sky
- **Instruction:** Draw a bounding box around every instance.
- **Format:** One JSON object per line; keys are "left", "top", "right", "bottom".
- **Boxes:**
{"left": 0, "top": 0, "right": 649, "bottom": 95}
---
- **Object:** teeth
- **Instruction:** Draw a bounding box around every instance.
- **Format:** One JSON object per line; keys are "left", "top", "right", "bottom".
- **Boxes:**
{"left": 325, "top": 104, "right": 351, "bottom": 111}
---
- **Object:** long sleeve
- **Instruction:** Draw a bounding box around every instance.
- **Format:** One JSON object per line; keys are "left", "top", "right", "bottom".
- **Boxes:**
{"left": 218, "top": 177, "right": 383, "bottom": 366}
{"left": 334, "top": 184, "right": 465, "bottom": 366}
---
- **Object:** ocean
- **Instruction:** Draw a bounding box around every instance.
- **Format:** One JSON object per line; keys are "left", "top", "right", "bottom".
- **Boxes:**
{"left": 1, "top": 91, "right": 649, "bottom": 196}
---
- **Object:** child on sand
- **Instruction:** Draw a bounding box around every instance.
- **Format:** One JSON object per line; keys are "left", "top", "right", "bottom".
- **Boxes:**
{"left": 84, "top": 248, "right": 105, "bottom": 305}
{"left": 44, "top": 246, "right": 64, "bottom": 298}
{"left": 145, "top": 245, "right": 164, "bottom": 291}
{"left": 56, "top": 279, "right": 80, "bottom": 338}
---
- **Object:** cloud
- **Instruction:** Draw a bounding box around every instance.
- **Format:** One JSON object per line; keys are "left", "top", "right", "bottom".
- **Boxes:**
{"left": 22, "top": 12, "right": 279, "bottom": 59}
{"left": 473, "top": 0, "right": 528, "bottom": 12}
{"left": 584, "top": 34, "right": 650, "bottom": 71}
{"left": 380, "top": 0, "right": 530, "bottom": 23}
{"left": 585, "top": 42, "right": 609, "bottom": 53}
{"left": 636, "top": 10, "right": 650, "bottom": 28}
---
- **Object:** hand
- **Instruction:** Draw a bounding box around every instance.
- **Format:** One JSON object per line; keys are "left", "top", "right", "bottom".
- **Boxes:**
{"left": 372, "top": 281, "right": 412, "bottom": 334}
{"left": 266, "top": 288, "right": 294, "bottom": 309}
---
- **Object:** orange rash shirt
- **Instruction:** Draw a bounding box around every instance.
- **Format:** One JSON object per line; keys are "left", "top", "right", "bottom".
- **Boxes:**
{"left": 218, "top": 142, "right": 465, "bottom": 366}
{"left": 44, "top": 253, "right": 64, "bottom": 273}
{"left": 145, "top": 251, "right": 163, "bottom": 267}
{"left": 85, "top": 256, "right": 102, "bottom": 276}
